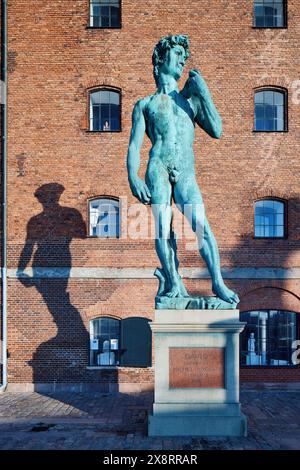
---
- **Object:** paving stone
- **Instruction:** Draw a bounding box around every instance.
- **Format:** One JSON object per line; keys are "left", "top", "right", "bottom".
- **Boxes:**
{"left": 279, "top": 437, "right": 300, "bottom": 450}
{"left": 0, "top": 390, "right": 299, "bottom": 449}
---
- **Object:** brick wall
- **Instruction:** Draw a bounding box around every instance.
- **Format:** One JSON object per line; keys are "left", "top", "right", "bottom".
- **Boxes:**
{"left": 7, "top": 277, "right": 300, "bottom": 386}
{"left": 6, "top": 0, "right": 300, "bottom": 270}
{"left": 4, "top": 0, "right": 300, "bottom": 388}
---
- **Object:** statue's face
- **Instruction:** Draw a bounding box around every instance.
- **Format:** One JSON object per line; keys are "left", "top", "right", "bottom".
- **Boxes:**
{"left": 160, "top": 44, "right": 186, "bottom": 81}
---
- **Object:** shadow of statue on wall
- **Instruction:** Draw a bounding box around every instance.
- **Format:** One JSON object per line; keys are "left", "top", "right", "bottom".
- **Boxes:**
{"left": 17, "top": 183, "right": 91, "bottom": 384}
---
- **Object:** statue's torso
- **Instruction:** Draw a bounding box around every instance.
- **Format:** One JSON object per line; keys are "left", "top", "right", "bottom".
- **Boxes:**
{"left": 144, "top": 92, "right": 196, "bottom": 174}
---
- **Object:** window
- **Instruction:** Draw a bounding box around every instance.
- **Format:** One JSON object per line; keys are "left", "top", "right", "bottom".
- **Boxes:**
{"left": 240, "top": 310, "right": 298, "bottom": 366}
{"left": 254, "top": 0, "right": 287, "bottom": 28}
{"left": 254, "top": 89, "right": 287, "bottom": 132}
{"left": 90, "top": 317, "right": 152, "bottom": 367}
{"left": 90, "top": 317, "right": 121, "bottom": 366}
{"left": 89, "top": 198, "right": 120, "bottom": 237}
{"left": 89, "top": 0, "right": 121, "bottom": 28}
{"left": 254, "top": 199, "right": 286, "bottom": 238}
{"left": 90, "top": 89, "right": 121, "bottom": 132}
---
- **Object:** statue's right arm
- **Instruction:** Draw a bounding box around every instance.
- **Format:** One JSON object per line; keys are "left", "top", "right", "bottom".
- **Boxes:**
{"left": 17, "top": 219, "right": 36, "bottom": 286}
{"left": 18, "top": 220, "right": 34, "bottom": 270}
{"left": 127, "top": 99, "right": 151, "bottom": 205}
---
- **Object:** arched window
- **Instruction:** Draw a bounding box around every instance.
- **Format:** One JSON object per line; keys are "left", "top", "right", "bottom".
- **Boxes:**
{"left": 89, "top": 198, "right": 120, "bottom": 237}
{"left": 90, "top": 89, "right": 121, "bottom": 131}
{"left": 254, "top": 199, "right": 286, "bottom": 238}
{"left": 90, "top": 317, "right": 152, "bottom": 367}
{"left": 254, "top": 89, "right": 287, "bottom": 131}
{"left": 89, "top": 0, "right": 121, "bottom": 28}
{"left": 254, "top": 0, "right": 287, "bottom": 28}
{"left": 240, "top": 310, "right": 298, "bottom": 366}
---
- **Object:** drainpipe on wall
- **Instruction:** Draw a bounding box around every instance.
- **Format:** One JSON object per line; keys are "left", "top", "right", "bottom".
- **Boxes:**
{"left": 0, "top": 0, "right": 7, "bottom": 393}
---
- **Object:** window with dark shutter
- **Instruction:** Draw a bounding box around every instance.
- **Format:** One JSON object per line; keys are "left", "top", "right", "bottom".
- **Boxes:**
{"left": 120, "top": 317, "right": 152, "bottom": 368}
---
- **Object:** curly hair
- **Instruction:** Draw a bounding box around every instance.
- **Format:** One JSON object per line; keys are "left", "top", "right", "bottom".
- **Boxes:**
{"left": 152, "top": 35, "right": 190, "bottom": 85}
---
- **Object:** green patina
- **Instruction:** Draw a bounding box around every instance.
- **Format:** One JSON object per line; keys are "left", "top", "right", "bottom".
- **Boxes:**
{"left": 127, "top": 35, "right": 239, "bottom": 309}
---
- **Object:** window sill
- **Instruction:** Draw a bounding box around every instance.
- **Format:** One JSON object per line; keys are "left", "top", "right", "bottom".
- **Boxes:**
{"left": 253, "top": 236, "right": 287, "bottom": 240}
{"left": 252, "top": 130, "right": 288, "bottom": 133}
{"left": 85, "top": 130, "right": 122, "bottom": 134}
{"left": 241, "top": 365, "right": 299, "bottom": 369}
{"left": 252, "top": 26, "right": 287, "bottom": 30}
{"left": 87, "top": 235, "right": 120, "bottom": 239}
{"left": 87, "top": 366, "right": 118, "bottom": 370}
{"left": 86, "top": 366, "right": 154, "bottom": 370}
{"left": 86, "top": 26, "right": 122, "bottom": 30}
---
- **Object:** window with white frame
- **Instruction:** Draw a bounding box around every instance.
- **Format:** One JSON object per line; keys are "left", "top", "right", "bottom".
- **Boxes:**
{"left": 254, "top": 89, "right": 287, "bottom": 132}
{"left": 90, "top": 317, "right": 121, "bottom": 366}
{"left": 89, "top": 198, "right": 120, "bottom": 238}
{"left": 240, "top": 310, "right": 298, "bottom": 366}
{"left": 254, "top": 199, "right": 286, "bottom": 238}
{"left": 90, "top": 89, "right": 121, "bottom": 131}
{"left": 90, "top": 0, "right": 121, "bottom": 28}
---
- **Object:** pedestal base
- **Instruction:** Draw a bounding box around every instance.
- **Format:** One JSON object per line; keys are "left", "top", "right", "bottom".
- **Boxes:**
{"left": 148, "top": 310, "right": 247, "bottom": 437}
{"left": 149, "top": 413, "right": 247, "bottom": 437}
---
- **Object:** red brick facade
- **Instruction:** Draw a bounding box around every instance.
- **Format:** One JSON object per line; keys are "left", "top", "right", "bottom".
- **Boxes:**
{"left": 2, "top": 0, "right": 300, "bottom": 390}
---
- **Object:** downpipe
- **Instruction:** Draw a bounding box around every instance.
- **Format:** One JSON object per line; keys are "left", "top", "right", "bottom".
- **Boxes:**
{"left": 0, "top": 0, "right": 7, "bottom": 393}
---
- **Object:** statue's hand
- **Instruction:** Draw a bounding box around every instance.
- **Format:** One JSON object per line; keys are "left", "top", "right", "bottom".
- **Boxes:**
{"left": 129, "top": 177, "right": 151, "bottom": 205}
{"left": 16, "top": 270, "right": 35, "bottom": 288}
{"left": 182, "top": 69, "right": 209, "bottom": 99}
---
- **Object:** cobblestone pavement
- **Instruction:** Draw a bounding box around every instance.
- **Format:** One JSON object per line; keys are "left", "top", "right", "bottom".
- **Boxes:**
{"left": 0, "top": 388, "right": 299, "bottom": 450}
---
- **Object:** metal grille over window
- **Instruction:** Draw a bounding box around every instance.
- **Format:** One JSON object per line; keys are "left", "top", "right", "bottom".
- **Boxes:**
{"left": 89, "top": 198, "right": 120, "bottom": 237}
{"left": 254, "top": 199, "right": 285, "bottom": 238}
{"left": 254, "top": 89, "right": 286, "bottom": 131}
{"left": 90, "top": 0, "right": 121, "bottom": 28}
{"left": 90, "top": 317, "right": 121, "bottom": 366}
{"left": 90, "top": 89, "right": 121, "bottom": 131}
{"left": 254, "top": 0, "right": 286, "bottom": 28}
{"left": 240, "top": 310, "right": 297, "bottom": 366}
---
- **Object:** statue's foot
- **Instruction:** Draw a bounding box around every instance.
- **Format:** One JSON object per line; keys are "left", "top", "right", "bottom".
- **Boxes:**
{"left": 212, "top": 281, "right": 240, "bottom": 304}
{"left": 165, "top": 286, "right": 182, "bottom": 298}
{"left": 178, "top": 280, "right": 189, "bottom": 298}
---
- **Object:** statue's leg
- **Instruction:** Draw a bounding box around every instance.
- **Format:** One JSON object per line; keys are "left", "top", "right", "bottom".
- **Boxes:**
{"left": 146, "top": 164, "right": 186, "bottom": 298}
{"left": 152, "top": 202, "right": 185, "bottom": 298}
{"left": 174, "top": 174, "right": 239, "bottom": 304}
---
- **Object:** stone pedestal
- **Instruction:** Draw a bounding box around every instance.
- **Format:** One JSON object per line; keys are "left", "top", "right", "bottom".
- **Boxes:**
{"left": 148, "top": 310, "right": 247, "bottom": 437}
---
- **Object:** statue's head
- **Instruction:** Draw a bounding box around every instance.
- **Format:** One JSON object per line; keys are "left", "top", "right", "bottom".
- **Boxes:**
{"left": 34, "top": 183, "right": 65, "bottom": 206}
{"left": 152, "top": 35, "right": 190, "bottom": 85}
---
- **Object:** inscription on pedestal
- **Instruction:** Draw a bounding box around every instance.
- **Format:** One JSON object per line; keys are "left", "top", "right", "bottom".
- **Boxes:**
{"left": 169, "top": 348, "right": 225, "bottom": 389}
